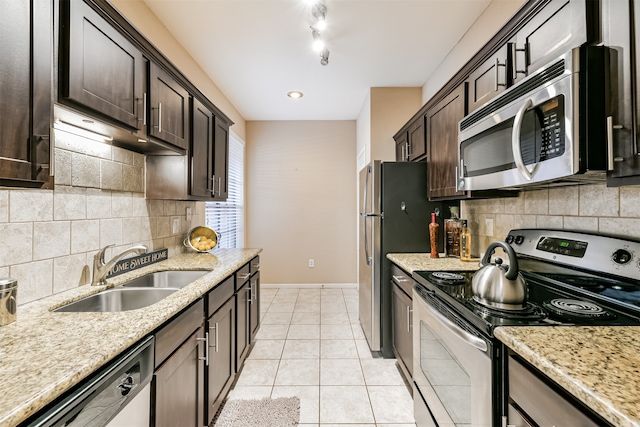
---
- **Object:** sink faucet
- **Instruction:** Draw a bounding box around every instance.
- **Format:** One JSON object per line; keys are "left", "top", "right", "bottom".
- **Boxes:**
{"left": 91, "top": 244, "right": 148, "bottom": 286}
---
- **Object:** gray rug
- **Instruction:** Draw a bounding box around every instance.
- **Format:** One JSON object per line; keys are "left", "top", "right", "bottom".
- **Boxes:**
{"left": 213, "top": 397, "right": 300, "bottom": 427}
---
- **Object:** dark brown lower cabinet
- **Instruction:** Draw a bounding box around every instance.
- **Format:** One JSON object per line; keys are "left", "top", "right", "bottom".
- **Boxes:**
{"left": 207, "top": 296, "right": 235, "bottom": 423}
{"left": 249, "top": 271, "right": 260, "bottom": 343}
{"left": 392, "top": 275, "right": 413, "bottom": 381}
{"left": 153, "top": 326, "right": 205, "bottom": 427}
{"left": 235, "top": 281, "right": 250, "bottom": 369}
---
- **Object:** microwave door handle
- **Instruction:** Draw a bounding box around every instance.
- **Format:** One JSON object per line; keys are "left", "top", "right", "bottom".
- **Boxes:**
{"left": 512, "top": 99, "right": 535, "bottom": 181}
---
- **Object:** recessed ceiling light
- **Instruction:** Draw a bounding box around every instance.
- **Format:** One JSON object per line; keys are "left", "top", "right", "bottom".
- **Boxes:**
{"left": 287, "top": 91, "right": 303, "bottom": 99}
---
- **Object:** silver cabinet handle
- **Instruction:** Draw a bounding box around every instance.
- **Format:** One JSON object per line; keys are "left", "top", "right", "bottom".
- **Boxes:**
{"left": 392, "top": 275, "right": 408, "bottom": 284}
{"left": 401, "top": 144, "right": 405, "bottom": 161}
{"left": 158, "top": 103, "right": 162, "bottom": 133}
{"left": 143, "top": 93, "right": 147, "bottom": 126}
{"left": 251, "top": 263, "right": 260, "bottom": 269}
{"left": 607, "top": 116, "right": 615, "bottom": 171}
{"left": 494, "top": 58, "right": 506, "bottom": 91}
{"left": 218, "top": 177, "right": 222, "bottom": 196}
{"left": 209, "top": 323, "right": 219, "bottom": 353}
{"left": 197, "top": 332, "right": 209, "bottom": 365}
{"left": 406, "top": 306, "right": 412, "bottom": 332}
{"left": 249, "top": 280, "right": 254, "bottom": 303}
{"left": 210, "top": 174, "right": 216, "bottom": 195}
{"left": 512, "top": 98, "right": 535, "bottom": 181}
{"left": 238, "top": 273, "right": 250, "bottom": 280}
{"left": 509, "top": 42, "right": 527, "bottom": 78}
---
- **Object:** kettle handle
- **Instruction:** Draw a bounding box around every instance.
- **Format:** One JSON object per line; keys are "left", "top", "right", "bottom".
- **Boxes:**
{"left": 480, "top": 241, "right": 520, "bottom": 280}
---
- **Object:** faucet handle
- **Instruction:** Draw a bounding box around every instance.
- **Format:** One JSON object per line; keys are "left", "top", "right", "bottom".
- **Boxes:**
{"left": 95, "top": 244, "right": 115, "bottom": 263}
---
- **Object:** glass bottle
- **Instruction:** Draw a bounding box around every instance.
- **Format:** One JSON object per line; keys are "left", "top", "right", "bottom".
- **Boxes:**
{"left": 460, "top": 219, "right": 472, "bottom": 261}
{"left": 429, "top": 212, "right": 439, "bottom": 258}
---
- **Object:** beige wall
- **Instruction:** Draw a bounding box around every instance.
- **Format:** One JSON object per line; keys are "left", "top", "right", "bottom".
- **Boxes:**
{"left": 110, "top": 0, "right": 246, "bottom": 140}
{"left": 246, "top": 121, "right": 357, "bottom": 284}
{"left": 461, "top": 185, "right": 640, "bottom": 258}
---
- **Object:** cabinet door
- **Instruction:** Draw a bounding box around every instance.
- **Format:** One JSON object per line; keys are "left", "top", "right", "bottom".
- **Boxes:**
{"left": 149, "top": 62, "right": 190, "bottom": 151}
{"left": 235, "top": 282, "right": 249, "bottom": 369}
{"left": 511, "top": 0, "right": 589, "bottom": 85}
{"left": 426, "top": 84, "right": 468, "bottom": 199}
{"left": 392, "top": 283, "right": 412, "bottom": 378}
{"left": 467, "top": 45, "right": 509, "bottom": 113}
{"left": 61, "top": 0, "right": 145, "bottom": 130}
{"left": 407, "top": 117, "right": 426, "bottom": 161}
{"left": 249, "top": 271, "right": 261, "bottom": 343}
{"left": 207, "top": 297, "right": 235, "bottom": 424}
{"left": 0, "top": 0, "right": 52, "bottom": 188}
{"left": 213, "top": 117, "right": 230, "bottom": 200}
{"left": 394, "top": 132, "right": 408, "bottom": 162}
{"left": 153, "top": 327, "right": 205, "bottom": 427}
{"left": 191, "top": 98, "right": 214, "bottom": 198}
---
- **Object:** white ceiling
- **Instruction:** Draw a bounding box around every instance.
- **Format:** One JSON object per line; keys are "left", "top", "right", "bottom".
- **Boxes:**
{"left": 142, "top": 0, "right": 494, "bottom": 121}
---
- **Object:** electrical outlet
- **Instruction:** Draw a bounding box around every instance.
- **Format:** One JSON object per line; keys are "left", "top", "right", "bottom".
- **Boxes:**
{"left": 172, "top": 217, "right": 180, "bottom": 234}
{"left": 185, "top": 207, "right": 192, "bottom": 221}
{"left": 308, "top": 259, "right": 315, "bottom": 268}
{"left": 485, "top": 218, "right": 494, "bottom": 236}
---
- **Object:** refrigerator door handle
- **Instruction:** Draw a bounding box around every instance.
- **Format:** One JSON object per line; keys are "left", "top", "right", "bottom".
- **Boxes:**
{"left": 364, "top": 166, "right": 372, "bottom": 265}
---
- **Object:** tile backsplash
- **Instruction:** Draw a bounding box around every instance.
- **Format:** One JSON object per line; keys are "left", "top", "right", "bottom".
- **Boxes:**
{"left": 0, "top": 130, "right": 202, "bottom": 305}
{"left": 460, "top": 184, "right": 640, "bottom": 257}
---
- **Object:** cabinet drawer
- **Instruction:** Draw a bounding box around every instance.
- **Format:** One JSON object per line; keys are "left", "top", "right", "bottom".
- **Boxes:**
{"left": 155, "top": 299, "right": 204, "bottom": 368}
{"left": 207, "top": 275, "right": 234, "bottom": 317}
{"left": 235, "top": 263, "right": 250, "bottom": 291}
{"left": 250, "top": 256, "right": 260, "bottom": 274}
{"left": 391, "top": 264, "right": 414, "bottom": 298}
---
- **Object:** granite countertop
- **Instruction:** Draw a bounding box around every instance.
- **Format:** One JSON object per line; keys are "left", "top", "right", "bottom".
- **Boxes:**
{"left": 0, "top": 248, "right": 261, "bottom": 427}
{"left": 387, "top": 252, "right": 481, "bottom": 274}
{"left": 495, "top": 326, "right": 640, "bottom": 427}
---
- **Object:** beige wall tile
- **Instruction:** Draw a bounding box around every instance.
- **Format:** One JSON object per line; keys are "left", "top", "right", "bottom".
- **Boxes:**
{"left": 0, "top": 223, "right": 33, "bottom": 267}
{"left": 112, "top": 146, "right": 133, "bottom": 164}
{"left": 112, "top": 192, "right": 133, "bottom": 218}
{"left": 11, "top": 259, "right": 53, "bottom": 305}
{"left": 494, "top": 214, "right": 517, "bottom": 240}
{"left": 133, "top": 152, "right": 145, "bottom": 168}
{"left": 9, "top": 190, "right": 53, "bottom": 222}
{"left": 54, "top": 186, "right": 87, "bottom": 220}
{"left": 164, "top": 200, "right": 177, "bottom": 216}
{"left": 101, "top": 160, "right": 123, "bottom": 191}
{"left": 71, "top": 220, "right": 101, "bottom": 254}
{"left": 0, "top": 267, "right": 9, "bottom": 279}
{"left": 34, "top": 222, "right": 71, "bottom": 260}
{"left": 536, "top": 215, "right": 563, "bottom": 229}
{"left": 563, "top": 216, "right": 598, "bottom": 233}
{"left": 122, "top": 217, "right": 143, "bottom": 243}
{"left": 0, "top": 191, "right": 8, "bottom": 223}
{"left": 548, "top": 187, "right": 579, "bottom": 216}
{"left": 579, "top": 185, "right": 619, "bottom": 217}
{"left": 523, "top": 189, "right": 549, "bottom": 215}
{"left": 132, "top": 195, "right": 148, "bottom": 217}
{"left": 87, "top": 189, "right": 112, "bottom": 219}
{"left": 147, "top": 200, "right": 164, "bottom": 217}
{"left": 156, "top": 216, "right": 171, "bottom": 238}
{"left": 100, "top": 218, "right": 123, "bottom": 246}
{"left": 53, "top": 253, "right": 89, "bottom": 293}
{"left": 54, "top": 149, "right": 72, "bottom": 186}
{"left": 620, "top": 186, "right": 640, "bottom": 218}
{"left": 503, "top": 192, "right": 525, "bottom": 214}
{"left": 54, "top": 130, "right": 111, "bottom": 159}
{"left": 598, "top": 218, "right": 640, "bottom": 240}
{"left": 123, "top": 165, "right": 144, "bottom": 193}
{"left": 71, "top": 152, "right": 101, "bottom": 188}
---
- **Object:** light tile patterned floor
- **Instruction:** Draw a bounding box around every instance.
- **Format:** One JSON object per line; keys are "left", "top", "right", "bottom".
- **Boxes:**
{"left": 227, "top": 286, "right": 416, "bottom": 427}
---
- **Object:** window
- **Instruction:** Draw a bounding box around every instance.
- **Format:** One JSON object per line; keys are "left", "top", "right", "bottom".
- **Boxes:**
{"left": 205, "top": 135, "right": 244, "bottom": 248}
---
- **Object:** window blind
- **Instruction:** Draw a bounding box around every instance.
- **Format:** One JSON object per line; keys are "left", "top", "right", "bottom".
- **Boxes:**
{"left": 205, "top": 136, "right": 244, "bottom": 248}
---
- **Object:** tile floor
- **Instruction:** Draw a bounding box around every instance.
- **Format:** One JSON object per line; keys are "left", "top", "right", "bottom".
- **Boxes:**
{"left": 227, "top": 286, "right": 416, "bottom": 427}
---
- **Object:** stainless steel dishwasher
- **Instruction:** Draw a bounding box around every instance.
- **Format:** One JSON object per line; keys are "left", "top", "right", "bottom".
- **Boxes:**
{"left": 26, "top": 336, "right": 154, "bottom": 427}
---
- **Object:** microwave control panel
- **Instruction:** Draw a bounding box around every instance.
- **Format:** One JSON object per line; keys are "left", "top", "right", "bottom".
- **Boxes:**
{"left": 531, "top": 95, "right": 565, "bottom": 161}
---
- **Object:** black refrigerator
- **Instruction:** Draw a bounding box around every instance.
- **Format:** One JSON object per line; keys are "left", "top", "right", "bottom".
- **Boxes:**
{"left": 358, "top": 161, "right": 444, "bottom": 357}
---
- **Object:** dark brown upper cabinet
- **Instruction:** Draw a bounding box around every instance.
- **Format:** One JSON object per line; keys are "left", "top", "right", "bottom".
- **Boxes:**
{"left": 510, "top": 0, "right": 592, "bottom": 86}
{"left": 407, "top": 117, "right": 426, "bottom": 162}
{"left": 426, "top": 83, "right": 468, "bottom": 199}
{"left": 394, "top": 131, "right": 408, "bottom": 162}
{"left": 0, "top": 0, "right": 52, "bottom": 189}
{"left": 213, "top": 117, "right": 230, "bottom": 201}
{"left": 466, "top": 45, "right": 509, "bottom": 113}
{"left": 191, "top": 98, "right": 215, "bottom": 199}
{"left": 59, "top": 0, "right": 145, "bottom": 131}
{"left": 149, "top": 62, "right": 190, "bottom": 152}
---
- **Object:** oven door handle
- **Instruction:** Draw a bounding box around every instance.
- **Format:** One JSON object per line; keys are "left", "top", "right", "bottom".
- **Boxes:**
{"left": 512, "top": 98, "right": 536, "bottom": 181}
{"left": 425, "top": 302, "right": 488, "bottom": 352}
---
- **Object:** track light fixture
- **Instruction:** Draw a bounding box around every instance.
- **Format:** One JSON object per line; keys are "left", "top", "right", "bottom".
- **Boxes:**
{"left": 309, "top": 1, "right": 330, "bottom": 66}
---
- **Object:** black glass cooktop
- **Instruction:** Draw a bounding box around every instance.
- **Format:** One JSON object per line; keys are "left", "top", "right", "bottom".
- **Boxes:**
{"left": 413, "top": 267, "right": 640, "bottom": 337}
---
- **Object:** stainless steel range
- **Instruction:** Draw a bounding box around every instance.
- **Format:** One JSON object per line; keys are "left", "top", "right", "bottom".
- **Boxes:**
{"left": 412, "top": 229, "right": 640, "bottom": 427}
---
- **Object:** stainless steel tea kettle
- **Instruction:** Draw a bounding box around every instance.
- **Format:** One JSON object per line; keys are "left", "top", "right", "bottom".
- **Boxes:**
{"left": 472, "top": 241, "right": 527, "bottom": 310}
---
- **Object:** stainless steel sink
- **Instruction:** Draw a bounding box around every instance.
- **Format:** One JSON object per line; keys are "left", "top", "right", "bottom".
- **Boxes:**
{"left": 54, "top": 288, "right": 179, "bottom": 312}
{"left": 120, "top": 270, "right": 208, "bottom": 289}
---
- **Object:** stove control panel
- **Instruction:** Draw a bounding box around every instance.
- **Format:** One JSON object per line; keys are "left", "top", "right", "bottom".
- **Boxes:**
{"left": 506, "top": 229, "right": 640, "bottom": 280}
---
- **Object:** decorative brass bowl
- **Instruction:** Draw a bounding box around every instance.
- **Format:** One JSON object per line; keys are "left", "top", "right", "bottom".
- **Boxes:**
{"left": 183, "top": 226, "right": 220, "bottom": 253}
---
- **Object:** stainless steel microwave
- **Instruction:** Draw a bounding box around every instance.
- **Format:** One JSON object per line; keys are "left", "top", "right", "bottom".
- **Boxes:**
{"left": 457, "top": 47, "right": 608, "bottom": 191}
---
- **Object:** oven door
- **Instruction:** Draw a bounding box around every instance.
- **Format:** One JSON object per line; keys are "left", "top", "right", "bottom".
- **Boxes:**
{"left": 458, "top": 50, "right": 576, "bottom": 192}
{"left": 412, "top": 287, "right": 493, "bottom": 427}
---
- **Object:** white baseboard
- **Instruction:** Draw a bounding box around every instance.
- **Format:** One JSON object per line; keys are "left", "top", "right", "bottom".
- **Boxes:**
{"left": 261, "top": 283, "right": 358, "bottom": 289}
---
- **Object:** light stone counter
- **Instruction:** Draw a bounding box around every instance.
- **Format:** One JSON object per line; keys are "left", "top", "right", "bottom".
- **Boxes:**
{"left": 0, "top": 248, "right": 261, "bottom": 427}
{"left": 387, "top": 253, "right": 481, "bottom": 274}
{"left": 495, "top": 326, "right": 640, "bottom": 427}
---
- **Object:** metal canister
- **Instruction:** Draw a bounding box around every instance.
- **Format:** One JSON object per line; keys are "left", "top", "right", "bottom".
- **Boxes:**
{"left": 0, "top": 278, "right": 17, "bottom": 326}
